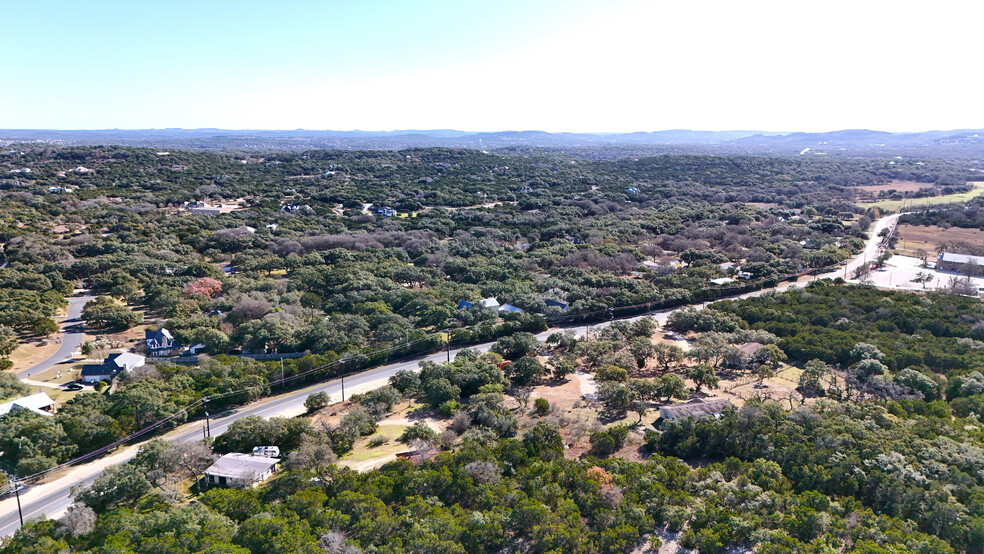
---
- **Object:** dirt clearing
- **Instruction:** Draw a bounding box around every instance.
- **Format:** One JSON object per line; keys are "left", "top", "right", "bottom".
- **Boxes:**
{"left": 895, "top": 224, "right": 984, "bottom": 257}
{"left": 854, "top": 180, "right": 933, "bottom": 193}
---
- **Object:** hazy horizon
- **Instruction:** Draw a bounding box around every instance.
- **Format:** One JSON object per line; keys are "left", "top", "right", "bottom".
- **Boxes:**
{"left": 0, "top": 126, "right": 978, "bottom": 135}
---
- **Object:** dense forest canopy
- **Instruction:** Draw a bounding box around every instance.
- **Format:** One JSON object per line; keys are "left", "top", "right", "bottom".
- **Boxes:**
{"left": 2, "top": 146, "right": 984, "bottom": 553}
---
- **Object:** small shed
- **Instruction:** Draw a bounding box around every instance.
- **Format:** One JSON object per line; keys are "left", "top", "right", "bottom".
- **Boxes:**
{"left": 395, "top": 447, "right": 439, "bottom": 466}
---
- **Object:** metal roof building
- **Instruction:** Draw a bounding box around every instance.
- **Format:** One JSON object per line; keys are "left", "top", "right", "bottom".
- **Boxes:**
{"left": 204, "top": 453, "right": 280, "bottom": 488}
{"left": 0, "top": 392, "right": 56, "bottom": 417}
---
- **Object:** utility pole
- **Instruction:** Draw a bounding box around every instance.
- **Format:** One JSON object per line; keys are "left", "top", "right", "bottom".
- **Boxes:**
{"left": 280, "top": 358, "right": 285, "bottom": 392}
{"left": 202, "top": 397, "right": 211, "bottom": 438}
{"left": 445, "top": 328, "right": 451, "bottom": 363}
{"left": 14, "top": 479, "right": 23, "bottom": 527}
{"left": 340, "top": 376, "right": 345, "bottom": 402}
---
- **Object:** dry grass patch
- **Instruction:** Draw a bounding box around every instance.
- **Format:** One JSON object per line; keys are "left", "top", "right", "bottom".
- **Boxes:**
{"left": 529, "top": 375, "right": 584, "bottom": 411}
{"left": 8, "top": 339, "right": 62, "bottom": 372}
{"left": 895, "top": 224, "right": 984, "bottom": 257}
{"left": 26, "top": 362, "right": 81, "bottom": 384}
{"left": 339, "top": 424, "right": 410, "bottom": 464}
{"left": 857, "top": 182, "right": 984, "bottom": 210}
{"left": 44, "top": 387, "right": 92, "bottom": 406}
{"left": 855, "top": 180, "right": 934, "bottom": 193}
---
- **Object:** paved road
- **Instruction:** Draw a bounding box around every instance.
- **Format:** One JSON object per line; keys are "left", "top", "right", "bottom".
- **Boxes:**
{"left": 0, "top": 343, "right": 491, "bottom": 536}
{"left": 0, "top": 214, "right": 898, "bottom": 537}
{"left": 19, "top": 295, "right": 93, "bottom": 379}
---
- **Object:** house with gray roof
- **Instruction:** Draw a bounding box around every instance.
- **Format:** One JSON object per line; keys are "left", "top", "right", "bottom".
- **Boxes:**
{"left": 204, "top": 453, "right": 280, "bottom": 488}
{"left": 938, "top": 252, "right": 984, "bottom": 277}
{"left": 146, "top": 328, "right": 180, "bottom": 356}
{"left": 79, "top": 352, "right": 146, "bottom": 383}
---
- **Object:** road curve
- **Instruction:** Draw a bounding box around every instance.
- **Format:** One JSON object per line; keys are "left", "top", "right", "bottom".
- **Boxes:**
{"left": 0, "top": 214, "right": 899, "bottom": 537}
{"left": 19, "top": 295, "right": 93, "bottom": 379}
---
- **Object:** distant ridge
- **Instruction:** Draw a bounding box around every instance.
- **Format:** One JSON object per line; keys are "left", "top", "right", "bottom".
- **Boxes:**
{"left": 2, "top": 127, "right": 984, "bottom": 157}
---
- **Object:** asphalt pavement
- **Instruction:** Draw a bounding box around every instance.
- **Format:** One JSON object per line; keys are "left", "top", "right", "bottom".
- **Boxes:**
{"left": 19, "top": 295, "right": 93, "bottom": 379}
{"left": 0, "top": 214, "right": 899, "bottom": 537}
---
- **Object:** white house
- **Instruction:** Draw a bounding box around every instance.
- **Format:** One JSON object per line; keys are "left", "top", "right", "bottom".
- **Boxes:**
{"left": 110, "top": 352, "right": 146, "bottom": 372}
{"left": 204, "top": 453, "right": 280, "bottom": 488}
{"left": 79, "top": 352, "right": 146, "bottom": 383}
{"left": 479, "top": 297, "right": 500, "bottom": 310}
{"left": 0, "top": 392, "right": 56, "bottom": 417}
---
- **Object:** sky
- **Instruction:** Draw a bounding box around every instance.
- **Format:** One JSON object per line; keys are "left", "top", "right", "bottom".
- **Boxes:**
{"left": 1, "top": 0, "right": 982, "bottom": 133}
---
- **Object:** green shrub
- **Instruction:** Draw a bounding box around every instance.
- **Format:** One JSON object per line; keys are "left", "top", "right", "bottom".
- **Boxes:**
{"left": 439, "top": 399, "right": 461, "bottom": 417}
{"left": 533, "top": 397, "right": 550, "bottom": 416}
{"left": 399, "top": 422, "right": 438, "bottom": 444}
{"left": 595, "top": 365, "right": 628, "bottom": 382}
{"left": 304, "top": 391, "right": 331, "bottom": 412}
{"left": 589, "top": 431, "right": 617, "bottom": 456}
{"left": 589, "top": 424, "right": 629, "bottom": 457}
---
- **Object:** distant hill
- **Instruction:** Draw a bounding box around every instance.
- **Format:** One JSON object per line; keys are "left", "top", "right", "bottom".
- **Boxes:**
{"left": 3, "top": 127, "right": 984, "bottom": 157}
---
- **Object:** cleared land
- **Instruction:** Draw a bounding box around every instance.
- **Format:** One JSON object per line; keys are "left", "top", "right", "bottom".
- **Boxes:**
{"left": 895, "top": 224, "right": 984, "bottom": 257}
{"left": 339, "top": 424, "right": 410, "bottom": 465}
{"left": 8, "top": 339, "right": 62, "bottom": 373}
{"left": 854, "top": 180, "right": 934, "bottom": 193}
{"left": 857, "top": 182, "right": 984, "bottom": 211}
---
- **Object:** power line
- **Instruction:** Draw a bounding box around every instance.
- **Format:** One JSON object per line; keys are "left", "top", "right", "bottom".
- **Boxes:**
{"left": 7, "top": 334, "right": 447, "bottom": 485}
{"left": 1, "top": 252, "right": 865, "bottom": 490}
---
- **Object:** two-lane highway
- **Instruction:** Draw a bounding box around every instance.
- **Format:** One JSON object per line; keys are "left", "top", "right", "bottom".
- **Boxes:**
{"left": 0, "top": 214, "right": 900, "bottom": 537}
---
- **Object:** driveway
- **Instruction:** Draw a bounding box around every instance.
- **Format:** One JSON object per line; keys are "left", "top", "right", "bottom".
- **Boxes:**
{"left": 18, "top": 295, "right": 93, "bottom": 379}
{"left": 0, "top": 214, "right": 898, "bottom": 536}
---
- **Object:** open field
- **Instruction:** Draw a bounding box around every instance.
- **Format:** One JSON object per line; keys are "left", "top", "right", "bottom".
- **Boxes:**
{"left": 857, "top": 182, "right": 984, "bottom": 211}
{"left": 894, "top": 224, "right": 984, "bottom": 257}
{"left": 27, "top": 360, "right": 85, "bottom": 384}
{"left": 43, "top": 387, "right": 91, "bottom": 406}
{"left": 8, "top": 339, "right": 62, "bottom": 373}
{"left": 339, "top": 424, "right": 410, "bottom": 464}
{"left": 854, "top": 180, "right": 934, "bottom": 193}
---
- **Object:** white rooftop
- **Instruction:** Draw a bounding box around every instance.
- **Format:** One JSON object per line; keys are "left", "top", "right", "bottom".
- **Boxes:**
{"left": 0, "top": 392, "right": 56, "bottom": 417}
{"left": 205, "top": 453, "right": 280, "bottom": 479}
{"left": 110, "top": 352, "right": 146, "bottom": 370}
{"left": 940, "top": 252, "right": 984, "bottom": 265}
